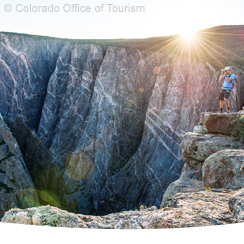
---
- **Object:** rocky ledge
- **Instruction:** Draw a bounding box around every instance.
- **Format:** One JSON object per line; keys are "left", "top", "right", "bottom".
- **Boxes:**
{"left": 0, "top": 189, "right": 240, "bottom": 228}
{"left": 2, "top": 111, "right": 244, "bottom": 228}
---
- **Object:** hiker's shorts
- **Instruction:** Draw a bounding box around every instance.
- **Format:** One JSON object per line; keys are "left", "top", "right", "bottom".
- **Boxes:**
{"left": 219, "top": 89, "right": 231, "bottom": 100}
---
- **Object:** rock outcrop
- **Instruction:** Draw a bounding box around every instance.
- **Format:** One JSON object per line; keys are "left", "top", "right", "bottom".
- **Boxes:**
{"left": 0, "top": 116, "right": 39, "bottom": 219}
{"left": 161, "top": 111, "right": 244, "bottom": 208}
{"left": 180, "top": 132, "right": 243, "bottom": 172}
{"left": 0, "top": 31, "right": 244, "bottom": 215}
{"left": 161, "top": 158, "right": 205, "bottom": 207}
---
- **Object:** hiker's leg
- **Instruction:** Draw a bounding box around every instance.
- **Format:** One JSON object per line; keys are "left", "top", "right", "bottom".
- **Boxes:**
{"left": 220, "top": 100, "right": 224, "bottom": 109}
{"left": 219, "top": 91, "right": 224, "bottom": 109}
{"left": 224, "top": 91, "right": 231, "bottom": 112}
{"left": 224, "top": 98, "right": 229, "bottom": 108}
{"left": 218, "top": 100, "right": 224, "bottom": 113}
{"left": 224, "top": 98, "right": 230, "bottom": 112}
{"left": 218, "top": 90, "right": 225, "bottom": 112}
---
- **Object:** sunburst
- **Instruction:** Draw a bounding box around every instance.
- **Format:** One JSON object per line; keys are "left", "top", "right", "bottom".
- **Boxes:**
{"left": 181, "top": 30, "right": 198, "bottom": 42}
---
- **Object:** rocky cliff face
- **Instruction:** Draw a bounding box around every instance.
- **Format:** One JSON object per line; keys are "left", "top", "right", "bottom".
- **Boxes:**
{"left": 0, "top": 33, "right": 65, "bottom": 130}
{"left": 0, "top": 116, "right": 39, "bottom": 218}
{"left": 0, "top": 31, "right": 244, "bottom": 217}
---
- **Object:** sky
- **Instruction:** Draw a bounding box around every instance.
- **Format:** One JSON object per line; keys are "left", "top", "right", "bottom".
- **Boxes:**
{"left": 0, "top": 0, "right": 243, "bottom": 39}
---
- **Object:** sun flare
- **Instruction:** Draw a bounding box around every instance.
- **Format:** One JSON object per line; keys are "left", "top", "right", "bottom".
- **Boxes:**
{"left": 181, "top": 30, "right": 198, "bottom": 42}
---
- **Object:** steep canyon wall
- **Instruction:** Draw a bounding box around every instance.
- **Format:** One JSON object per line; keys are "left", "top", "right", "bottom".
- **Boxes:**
{"left": 0, "top": 32, "right": 243, "bottom": 216}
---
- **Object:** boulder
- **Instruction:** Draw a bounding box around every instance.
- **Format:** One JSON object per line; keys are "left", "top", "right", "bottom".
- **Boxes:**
{"left": 202, "top": 149, "right": 244, "bottom": 189}
{"left": 181, "top": 132, "right": 243, "bottom": 171}
{"left": 1, "top": 205, "right": 87, "bottom": 227}
{"left": 199, "top": 112, "right": 241, "bottom": 136}
{"left": 0, "top": 117, "right": 39, "bottom": 219}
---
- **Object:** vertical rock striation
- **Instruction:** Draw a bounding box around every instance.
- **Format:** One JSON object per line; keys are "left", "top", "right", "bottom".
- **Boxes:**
{"left": 37, "top": 44, "right": 161, "bottom": 213}
{"left": 0, "top": 33, "right": 65, "bottom": 130}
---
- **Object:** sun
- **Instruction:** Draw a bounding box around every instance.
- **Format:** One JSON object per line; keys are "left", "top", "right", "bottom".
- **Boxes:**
{"left": 180, "top": 30, "right": 198, "bottom": 42}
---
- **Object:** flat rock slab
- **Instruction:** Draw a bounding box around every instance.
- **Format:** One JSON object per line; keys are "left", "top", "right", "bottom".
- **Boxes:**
{"left": 203, "top": 149, "right": 244, "bottom": 189}
{"left": 169, "top": 190, "right": 236, "bottom": 226}
{"left": 199, "top": 112, "right": 242, "bottom": 136}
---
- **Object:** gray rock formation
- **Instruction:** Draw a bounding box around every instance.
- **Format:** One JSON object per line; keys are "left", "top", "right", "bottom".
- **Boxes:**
{"left": 161, "top": 178, "right": 204, "bottom": 208}
{"left": 0, "top": 33, "right": 65, "bottom": 130}
{"left": 0, "top": 116, "right": 39, "bottom": 219}
{"left": 169, "top": 190, "right": 235, "bottom": 226}
{"left": 203, "top": 149, "right": 244, "bottom": 189}
{"left": 181, "top": 132, "right": 243, "bottom": 172}
{"left": 0, "top": 31, "right": 244, "bottom": 215}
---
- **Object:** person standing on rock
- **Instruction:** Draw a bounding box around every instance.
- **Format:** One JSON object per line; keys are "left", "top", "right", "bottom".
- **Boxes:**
{"left": 218, "top": 67, "right": 235, "bottom": 113}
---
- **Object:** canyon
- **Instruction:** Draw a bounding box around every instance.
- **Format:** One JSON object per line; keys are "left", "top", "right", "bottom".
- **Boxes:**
{"left": 0, "top": 26, "right": 244, "bottom": 219}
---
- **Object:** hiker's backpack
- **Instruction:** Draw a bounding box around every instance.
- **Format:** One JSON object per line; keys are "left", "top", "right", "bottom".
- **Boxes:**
{"left": 231, "top": 75, "right": 238, "bottom": 89}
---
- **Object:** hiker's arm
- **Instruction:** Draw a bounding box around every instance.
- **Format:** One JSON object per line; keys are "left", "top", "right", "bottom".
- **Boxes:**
{"left": 225, "top": 76, "right": 233, "bottom": 83}
{"left": 219, "top": 74, "right": 224, "bottom": 82}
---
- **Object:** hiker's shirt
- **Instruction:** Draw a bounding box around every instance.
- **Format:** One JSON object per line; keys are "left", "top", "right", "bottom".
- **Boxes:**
{"left": 222, "top": 73, "right": 235, "bottom": 92}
